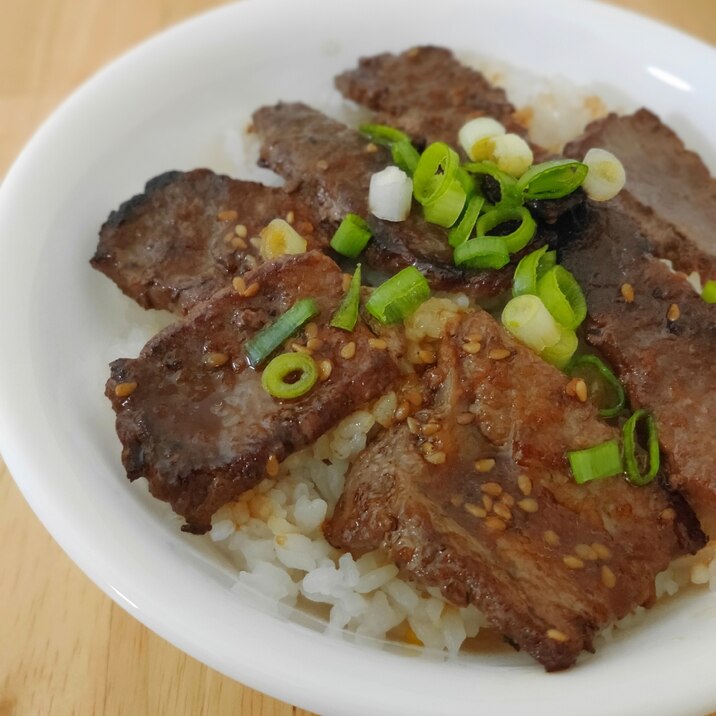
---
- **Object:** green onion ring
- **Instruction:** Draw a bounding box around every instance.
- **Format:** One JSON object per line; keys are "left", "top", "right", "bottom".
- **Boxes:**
{"left": 476, "top": 205, "right": 536, "bottom": 254}
{"left": 623, "top": 409, "right": 660, "bottom": 486}
{"left": 702, "top": 279, "right": 716, "bottom": 304}
{"left": 517, "top": 159, "right": 588, "bottom": 200}
{"left": 330, "top": 264, "right": 362, "bottom": 332}
{"left": 453, "top": 237, "right": 510, "bottom": 270}
{"left": 537, "top": 265, "right": 587, "bottom": 330}
{"left": 462, "top": 161, "right": 522, "bottom": 205}
{"left": 567, "top": 439, "right": 624, "bottom": 484}
{"left": 540, "top": 325, "right": 578, "bottom": 369}
{"left": 448, "top": 194, "right": 485, "bottom": 248}
{"left": 391, "top": 139, "right": 421, "bottom": 176}
{"left": 423, "top": 178, "right": 468, "bottom": 228}
{"left": 261, "top": 352, "right": 318, "bottom": 400}
{"left": 359, "top": 123, "right": 411, "bottom": 146}
{"left": 413, "top": 142, "right": 459, "bottom": 206}
{"left": 330, "top": 214, "right": 373, "bottom": 258}
{"left": 512, "top": 245, "right": 557, "bottom": 297}
{"left": 568, "top": 354, "right": 626, "bottom": 418}
{"left": 365, "top": 266, "right": 431, "bottom": 324}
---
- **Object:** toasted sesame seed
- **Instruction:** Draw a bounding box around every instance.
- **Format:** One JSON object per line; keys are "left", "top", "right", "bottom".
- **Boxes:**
{"left": 517, "top": 474, "right": 532, "bottom": 496}
{"left": 543, "top": 530, "right": 560, "bottom": 546}
{"left": 484, "top": 516, "right": 507, "bottom": 531}
{"left": 340, "top": 342, "right": 356, "bottom": 359}
{"left": 317, "top": 359, "right": 333, "bottom": 381}
{"left": 659, "top": 507, "right": 676, "bottom": 524}
{"left": 285, "top": 210, "right": 295, "bottom": 224}
{"left": 457, "top": 412, "right": 475, "bottom": 425}
{"left": 493, "top": 503, "right": 512, "bottom": 521}
{"left": 217, "top": 209, "right": 238, "bottom": 221}
{"left": 591, "top": 542, "right": 612, "bottom": 560}
{"left": 667, "top": 303, "right": 681, "bottom": 321}
{"left": 404, "top": 389, "right": 423, "bottom": 407}
{"left": 464, "top": 503, "right": 488, "bottom": 519}
{"left": 203, "top": 352, "right": 229, "bottom": 368}
{"left": 235, "top": 223, "right": 248, "bottom": 238}
{"left": 546, "top": 629, "right": 568, "bottom": 642}
{"left": 369, "top": 338, "right": 388, "bottom": 350}
{"left": 364, "top": 142, "right": 379, "bottom": 153}
{"left": 114, "top": 381, "right": 137, "bottom": 398}
{"left": 621, "top": 282, "right": 635, "bottom": 303}
{"left": 244, "top": 255, "right": 259, "bottom": 270}
{"left": 307, "top": 337, "right": 324, "bottom": 351}
{"left": 575, "top": 379, "right": 588, "bottom": 403}
{"left": 563, "top": 555, "right": 585, "bottom": 569}
{"left": 480, "top": 481, "right": 502, "bottom": 496}
{"left": 500, "top": 493, "right": 515, "bottom": 507}
{"left": 462, "top": 341, "right": 482, "bottom": 354}
{"left": 482, "top": 495, "right": 494, "bottom": 511}
{"left": 518, "top": 498, "right": 539, "bottom": 513}
{"left": 421, "top": 442, "right": 435, "bottom": 455}
{"left": 231, "top": 236, "right": 248, "bottom": 250}
{"left": 224, "top": 231, "right": 235, "bottom": 243}
{"left": 295, "top": 221, "right": 314, "bottom": 235}
{"left": 488, "top": 348, "right": 511, "bottom": 361}
{"left": 232, "top": 276, "right": 246, "bottom": 293}
{"left": 565, "top": 377, "right": 579, "bottom": 397}
{"left": 316, "top": 159, "right": 329, "bottom": 171}
{"left": 394, "top": 400, "right": 411, "bottom": 422}
{"left": 419, "top": 349, "right": 436, "bottom": 364}
{"left": 406, "top": 417, "right": 421, "bottom": 434}
{"left": 601, "top": 565, "right": 617, "bottom": 589}
{"left": 342, "top": 273, "right": 353, "bottom": 291}
{"left": 466, "top": 332, "right": 483, "bottom": 343}
{"left": 575, "top": 543, "right": 599, "bottom": 561}
{"left": 250, "top": 236, "right": 262, "bottom": 249}
{"left": 425, "top": 450, "right": 446, "bottom": 465}
{"left": 305, "top": 322, "right": 318, "bottom": 339}
{"left": 266, "top": 454, "right": 279, "bottom": 477}
{"left": 422, "top": 423, "right": 440, "bottom": 436}
{"left": 242, "top": 281, "right": 260, "bottom": 298}
{"left": 450, "top": 495, "right": 463, "bottom": 507}
{"left": 475, "top": 459, "right": 496, "bottom": 474}
{"left": 291, "top": 343, "right": 312, "bottom": 355}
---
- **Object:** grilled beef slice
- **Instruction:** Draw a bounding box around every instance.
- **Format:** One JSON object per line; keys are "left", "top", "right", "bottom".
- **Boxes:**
{"left": 252, "top": 102, "right": 517, "bottom": 299}
{"left": 565, "top": 109, "right": 716, "bottom": 278}
{"left": 106, "top": 251, "right": 399, "bottom": 533}
{"left": 558, "top": 194, "right": 716, "bottom": 532}
{"left": 335, "top": 46, "right": 523, "bottom": 149}
{"left": 326, "top": 308, "right": 704, "bottom": 671}
{"left": 91, "top": 169, "right": 325, "bottom": 315}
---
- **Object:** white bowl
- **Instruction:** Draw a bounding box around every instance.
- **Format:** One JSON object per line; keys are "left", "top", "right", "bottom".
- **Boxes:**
{"left": 2, "top": 1, "right": 716, "bottom": 714}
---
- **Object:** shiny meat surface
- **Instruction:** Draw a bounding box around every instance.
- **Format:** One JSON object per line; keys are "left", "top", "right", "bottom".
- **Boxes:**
{"left": 326, "top": 308, "right": 704, "bottom": 671}
{"left": 105, "top": 252, "right": 399, "bottom": 533}
{"left": 91, "top": 169, "right": 325, "bottom": 314}
{"left": 565, "top": 109, "right": 716, "bottom": 277}
{"left": 252, "top": 102, "right": 515, "bottom": 299}
{"left": 558, "top": 196, "right": 716, "bottom": 532}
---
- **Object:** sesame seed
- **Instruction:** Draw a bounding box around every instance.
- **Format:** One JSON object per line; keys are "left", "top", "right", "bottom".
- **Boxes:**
{"left": 425, "top": 450, "right": 446, "bottom": 465}
{"left": 232, "top": 276, "right": 246, "bottom": 293}
{"left": 295, "top": 221, "right": 314, "bottom": 235}
{"left": 369, "top": 338, "right": 388, "bottom": 350}
{"left": 563, "top": 555, "right": 585, "bottom": 569}
{"left": 422, "top": 423, "right": 440, "bottom": 436}
{"left": 462, "top": 341, "right": 482, "bottom": 354}
{"left": 285, "top": 210, "right": 295, "bottom": 225}
{"left": 231, "top": 237, "right": 248, "bottom": 250}
{"left": 291, "top": 343, "right": 312, "bottom": 355}
{"left": 518, "top": 498, "right": 539, "bottom": 513}
{"left": 342, "top": 274, "right": 352, "bottom": 291}
{"left": 667, "top": 303, "right": 681, "bottom": 321}
{"left": 223, "top": 232, "right": 235, "bottom": 243}
{"left": 419, "top": 349, "right": 436, "bottom": 364}
{"left": 266, "top": 454, "right": 279, "bottom": 477}
{"left": 316, "top": 159, "right": 329, "bottom": 171}
{"left": 546, "top": 629, "right": 568, "bottom": 643}
{"left": 484, "top": 516, "right": 507, "bottom": 531}
{"left": 364, "top": 142, "right": 379, "bottom": 153}
{"left": 406, "top": 417, "right": 421, "bottom": 434}
{"left": 480, "top": 481, "right": 502, "bottom": 496}
{"left": 242, "top": 281, "right": 260, "bottom": 298}
{"left": 574, "top": 379, "right": 588, "bottom": 403}
{"left": 307, "top": 337, "right": 324, "bottom": 352}
{"left": 466, "top": 332, "right": 483, "bottom": 343}
{"left": 421, "top": 442, "right": 435, "bottom": 455}
{"left": 543, "top": 530, "right": 560, "bottom": 546}
{"left": 235, "top": 224, "right": 248, "bottom": 238}
{"left": 464, "top": 503, "right": 487, "bottom": 519}
{"left": 250, "top": 236, "right": 262, "bottom": 249}
{"left": 340, "top": 342, "right": 356, "bottom": 359}
{"left": 450, "top": 495, "right": 463, "bottom": 507}
{"left": 591, "top": 542, "right": 612, "bottom": 560}
{"left": 565, "top": 377, "right": 579, "bottom": 397}
{"left": 493, "top": 503, "right": 512, "bottom": 521}
{"left": 394, "top": 400, "right": 411, "bottom": 422}
{"left": 482, "top": 495, "right": 494, "bottom": 511}
{"left": 517, "top": 474, "right": 532, "bottom": 496}
{"left": 659, "top": 507, "right": 676, "bottom": 524}
{"left": 317, "top": 359, "right": 333, "bottom": 381}
{"left": 500, "top": 493, "right": 515, "bottom": 507}
{"left": 488, "top": 348, "right": 511, "bottom": 361}
{"left": 475, "top": 459, "right": 496, "bottom": 473}
{"left": 275, "top": 534, "right": 287, "bottom": 546}
{"left": 404, "top": 389, "right": 423, "bottom": 407}
{"left": 457, "top": 412, "right": 475, "bottom": 425}
{"left": 574, "top": 543, "right": 599, "bottom": 561}
{"left": 305, "top": 322, "right": 318, "bottom": 339}
{"left": 217, "top": 209, "right": 238, "bottom": 221}
{"left": 114, "top": 381, "right": 137, "bottom": 398}
{"left": 203, "top": 352, "right": 229, "bottom": 368}
{"left": 601, "top": 565, "right": 616, "bottom": 589}
{"left": 621, "top": 283, "right": 635, "bottom": 303}
{"left": 245, "top": 255, "right": 259, "bottom": 270}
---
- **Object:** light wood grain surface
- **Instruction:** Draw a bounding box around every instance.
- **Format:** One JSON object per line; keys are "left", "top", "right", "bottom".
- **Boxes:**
{"left": 2, "top": 1, "right": 715, "bottom": 714}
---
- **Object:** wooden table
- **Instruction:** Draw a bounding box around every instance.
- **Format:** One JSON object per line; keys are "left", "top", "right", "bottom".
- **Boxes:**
{"left": 2, "top": 1, "right": 715, "bottom": 713}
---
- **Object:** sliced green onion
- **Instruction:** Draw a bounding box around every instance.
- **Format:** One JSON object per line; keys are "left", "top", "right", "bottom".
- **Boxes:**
{"left": 458, "top": 117, "right": 506, "bottom": 161}
{"left": 702, "top": 279, "right": 716, "bottom": 303}
{"left": 448, "top": 194, "right": 485, "bottom": 248}
{"left": 391, "top": 139, "right": 420, "bottom": 175}
{"left": 512, "top": 245, "right": 556, "bottom": 297}
{"left": 623, "top": 409, "right": 660, "bottom": 486}
{"left": 244, "top": 298, "right": 319, "bottom": 367}
{"left": 453, "top": 237, "right": 510, "bottom": 269}
{"left": 423, "top": 178, "right": 467, "bottom": 228}
{"left": 261, "top": 352, "right": 318, "bottom": 399}
{"left": 365, "top": 266, "right": 430, "bottom": 324}
{"left": 359, "top": 123, "right": 410, "bottom": 146}
{"left": 331, "top": 265, "right": 361, "bottom": 332}
{"left": 476, "top": 205, "right": 536, "bottom": 254}
{"left": 501, "top": 294, "right": 562, "bottom": 353}
{"left": 462, "top": 161, "right": 521, "bottom": 205}
{"left": 537, "top": 265, "right": 587, "bottom": 330}
{"left": 540, "top": 325, "right": 578, "bottom": 369}
{"left": 582, "top": 148, "right": 626, "bottom": 202}
{"left": 413, "top": 142, "right": 459, "bottom": 206}
{"left": 568, "top": 439, "right": 623, "bottom": 484}
{"left": 568, "top": 354, "right": 626, "bottom": 418}
{"left": 517, "top": 159, "right": 588, "bottom": 200}
{"left": 490, "top": 133, "right": 534, "bottom": 178}
{"left": 330, "top": 214, "right": 373, "bottom": 258}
